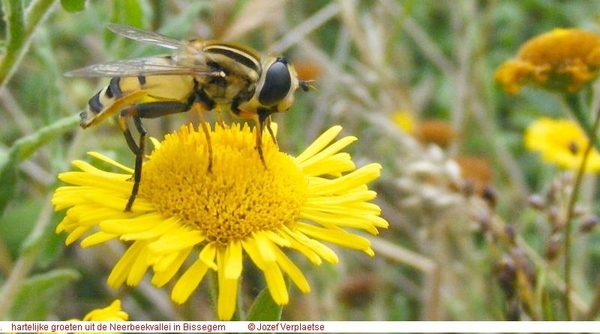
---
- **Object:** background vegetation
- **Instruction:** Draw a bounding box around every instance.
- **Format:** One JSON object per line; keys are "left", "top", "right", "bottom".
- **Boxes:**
{"left": 2, "top": 0, "right": 600, "bottom": 321}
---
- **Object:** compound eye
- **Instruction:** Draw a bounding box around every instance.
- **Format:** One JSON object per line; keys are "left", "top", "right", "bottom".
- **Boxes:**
{"left": 258, "top": 58, "right": 292, "bottom": 106}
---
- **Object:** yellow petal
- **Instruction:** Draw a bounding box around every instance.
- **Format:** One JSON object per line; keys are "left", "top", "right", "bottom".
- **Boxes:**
{"left": 224, "top": 239, "right": 243, "bottom": 279}
{"left": 107, "top": 241, "right": 147, "bottom": 288}
{"left": 171, "top": 257, "right": 209, "bottom": 304}
{"left": 294, "top": 125, "right": 343, "bottom": 164}
{"left": 263, "top": 266, "right": 288, "bottom": 305}
{"left": 272, "top": 246, "right": 310, "bottom": 293}
{"left": 217, "top": 249, "right": 239, "bottom": 320}
{"left": 199, "top": 242, "right": 218, "bottom": 270}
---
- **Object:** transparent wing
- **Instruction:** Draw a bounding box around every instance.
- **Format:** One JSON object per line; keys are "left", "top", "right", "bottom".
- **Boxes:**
{"left": 107, "top": 23, "right": 185, "bottom": 50}
{"left": 65, "top": 56, "right": 222, "bottom": 77}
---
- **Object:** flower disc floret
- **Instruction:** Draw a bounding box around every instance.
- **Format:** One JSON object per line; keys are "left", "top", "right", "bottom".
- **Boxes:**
{"left": 139, "top": 124, "right": 308, "bottom": 244}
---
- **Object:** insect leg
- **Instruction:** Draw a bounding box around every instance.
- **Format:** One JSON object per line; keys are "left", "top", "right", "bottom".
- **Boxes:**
{"left": 136, "top": 100, "right": 215, "bottom": 172}
{"left": 191, "top": 102, "right": 214, "bottom": 172}
{"left": 129, "top": 116, "right": 146, "bottom": 212}
{"left": 119, "top": 100, "right": 194, "bottom": 211}
{"left": 254, "top": 117, "right": 266, "bottom": 168}
{"left": 190, "top": 89, "right": 217, "bottom": 171}
{"left": 117, "top": 110, "right": 145, "bottom": 212}
{"left": 264, "top": 116, "right": 278, "bottom": 146}
{"left": 216, "top": 109, "right": 226, "bottom": 128}
{"left": 231, "top": 101, "right": 273, "bottom": 167}
{"left": 254, "top": 109, "right": 275, "bottom": 168}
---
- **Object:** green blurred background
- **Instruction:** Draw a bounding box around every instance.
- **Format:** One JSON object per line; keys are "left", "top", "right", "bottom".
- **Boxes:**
{"left": 2, "top": 0, "right": 600, "bottom": 321}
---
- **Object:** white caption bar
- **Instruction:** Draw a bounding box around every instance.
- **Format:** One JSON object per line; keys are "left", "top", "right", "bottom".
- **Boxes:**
{"left": 2, "top": 320, "right": 598, "bottom": 333}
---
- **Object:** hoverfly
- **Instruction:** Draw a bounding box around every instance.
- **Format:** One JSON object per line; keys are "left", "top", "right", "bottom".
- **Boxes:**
{"left": 68, "top": 24, "right": 310, "bottom": 212}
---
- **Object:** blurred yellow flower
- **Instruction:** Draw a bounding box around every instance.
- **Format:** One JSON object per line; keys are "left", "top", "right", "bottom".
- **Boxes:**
{"left": 392, "top": 110, "right": 415, "bottom": 134}
{"left": 53, "top": 123, "right": 388, "bottom": 320}
{"left": 495, "top": 28, "right": 600, "bottom": 94}
{"left": 524, "top": 117, "right": 600, "bottom": 172}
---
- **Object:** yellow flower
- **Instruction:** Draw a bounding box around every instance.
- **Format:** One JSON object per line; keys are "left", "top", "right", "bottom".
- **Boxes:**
{"left": 53, "top": 123, "right": 388, "bottom": 320}
{"left": 11, "top": 300, "right": 129, "bottom": 334}
{"left": 82, "top": 299, "right": 129, "bottom": 321}
{"left": 495, "top": 28, "right": 600, "bottom": 94}
{"left": 524, "top": 117, "right": 600, "bottom": 172}
{"left": 392, "top": 110, "right": 415, "bottom": 134}
{"left": 70, "top": 300, "right": 128, "bottom": 334}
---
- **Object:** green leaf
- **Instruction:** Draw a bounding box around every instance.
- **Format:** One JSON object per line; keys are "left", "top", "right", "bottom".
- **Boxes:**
{"left": 110, "top": 0, "right": 144, "bottom": 28}
{"left": 0, "top": 115, "right": 79, "bottom": 216}
{"left": 37, "top": 231, "right": 66, "bottom": 269}
{"left": 0, "top": 198, "right": 42, "bottom": 257}
{"left": 104, "top": 0, "right": 146, "bottom": 49}
{"left": 20, "top": 204, "right": 67, "bottom": 267}
{"left": 246, "top": 287, "right": 283, "bottom": 321}
{"left": 60, "top": 0, "right": 86, "bottom": 12}
{"left": 8, "top": 268, "right": 81, "bottom": 320}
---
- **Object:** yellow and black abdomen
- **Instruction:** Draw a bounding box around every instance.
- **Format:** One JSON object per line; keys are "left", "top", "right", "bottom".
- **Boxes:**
{"left": 80, "top": 74, "right": 196, "bottom": 128}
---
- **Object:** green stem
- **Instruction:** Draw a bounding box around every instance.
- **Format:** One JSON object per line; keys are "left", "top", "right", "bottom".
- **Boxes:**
{"left": 565, "top": 92, "right": 600, "bottom": 152}
{"left": 562, "top": 101, "right": 600, "bottom": 320}
{"left": 25, "top": 0, "right": 56, "bottom": 32}
{"left": 0, "top": 0, "right": 25, "bottom": 84}
{"left": 0, "top": 0, "right": 57, "bottom": 88}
